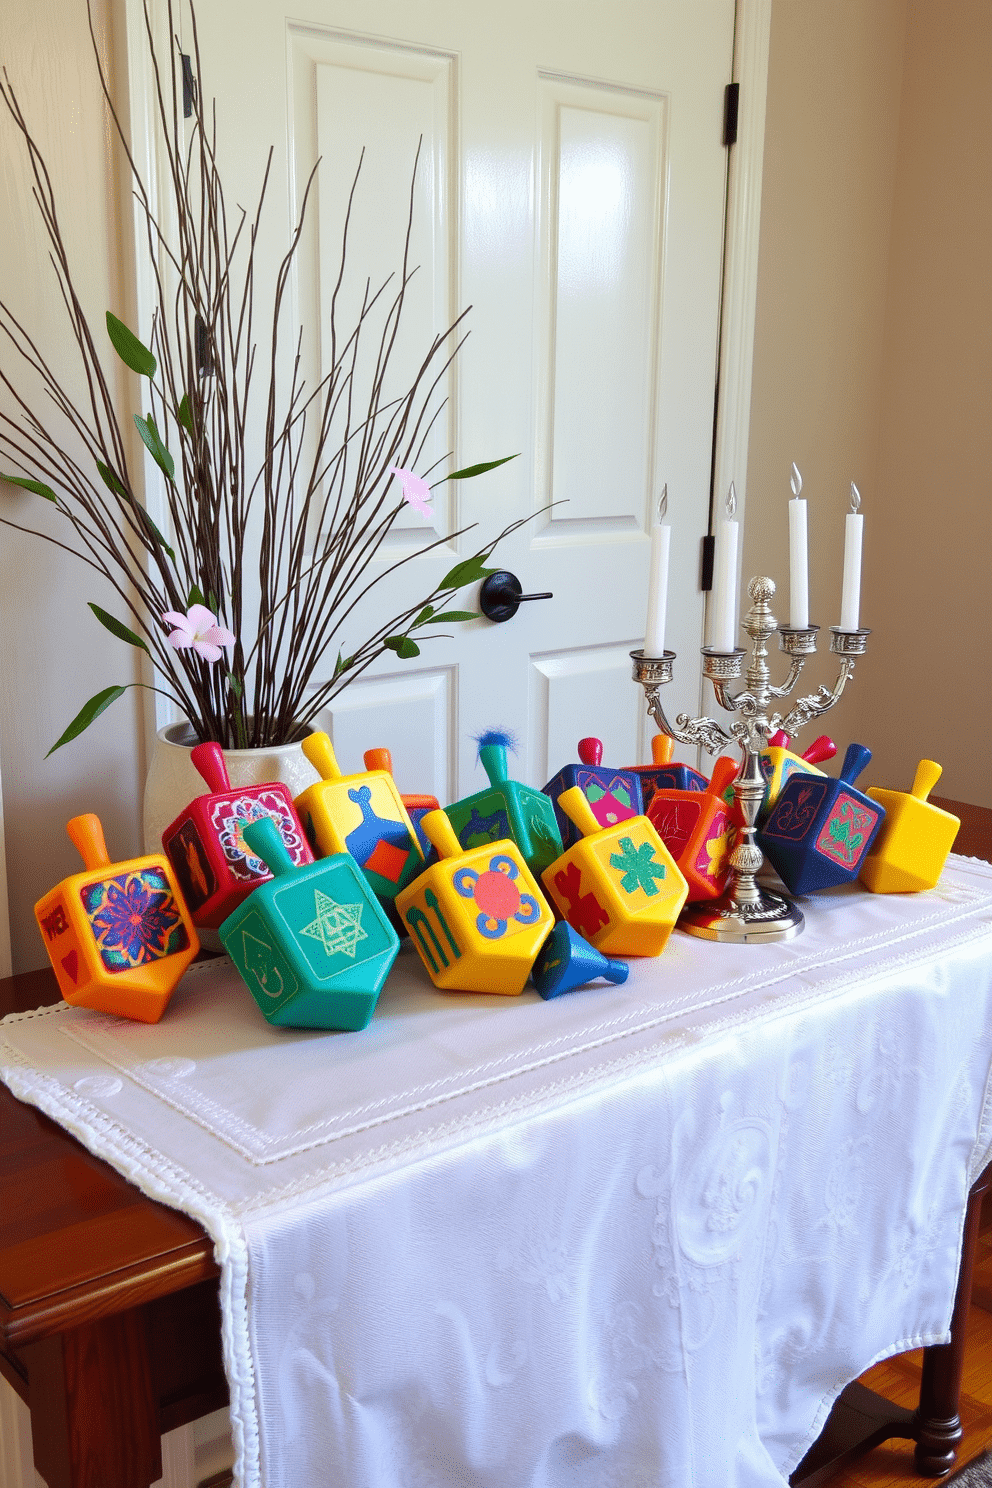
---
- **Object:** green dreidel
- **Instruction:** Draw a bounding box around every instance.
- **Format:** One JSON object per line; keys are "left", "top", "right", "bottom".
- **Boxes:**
{"left": 220, "top": 817, "right": 399, "bottom": 1031}
{"left": 531, "top": 922, "right": 629, "bottom": 999}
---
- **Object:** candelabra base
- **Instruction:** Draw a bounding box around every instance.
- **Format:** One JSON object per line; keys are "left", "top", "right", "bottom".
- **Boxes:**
{"left": 679, "top": 888, "right": 805, "bottom": 944}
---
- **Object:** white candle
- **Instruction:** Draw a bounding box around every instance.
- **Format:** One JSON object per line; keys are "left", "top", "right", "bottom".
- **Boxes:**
{"left": 710, "top": 484, "right": 740, "bottom": 652}
{"left": 788, "top": 462, "right": 809, "bottom": 628}
{"left": 840, "top": 481, "right": 864, "bottom": 630}
{"left": 643, "top": 486, "right": 671, "bottom": 656}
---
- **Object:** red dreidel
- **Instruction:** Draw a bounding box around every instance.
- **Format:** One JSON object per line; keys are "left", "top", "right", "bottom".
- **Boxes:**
{"left": 647, "top": 755, "right": 740, "bottom": 901}
{"left": 35, "top": 814, "right": 198, "bottom": 1022}
{"left": 363, "top": 746, "right": 440, "bottom": 860}
{"left": 626, "top": 733, "right": 708, "bottom": 814}
{"left": 161, "top": 741, "right": 314, "bottom": 929}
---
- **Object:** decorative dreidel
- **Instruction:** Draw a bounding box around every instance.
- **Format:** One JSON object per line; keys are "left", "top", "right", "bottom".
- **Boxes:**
{"left": 541, "top": 788, "right": 687, "bottom": 956}
{"left": 363, "top": 747, "right": 440, "bottom": 860}
{"left": 444, "top": 731, "right": 562, "bottom": 878}
{"left": 34, "top": 814, "right": 198, "bottom": 1022}
{"left": 859, "top": 759, "right": 960, "bottom": 894}
{"left": 530, "top": 922, "right": 629, "bottom": 1000}
{"left": 758, "top": 742, "right": 886, "bottom": 894}
{"left": 394, "top": 809, "right": 554, "bottom": 994}
{"left": 758, "top": 731, "right": 837, "bottom": 820}
{"left": 626, "top": 733, "right": 708, "bottom": 815}
{"left": 647, "top": 756, "right": 741, "bottom": 902}
{"left": 293, "top": 732, "right": 423, "bottom": 901}
{"left": 162, "top": 741, "right": 313, "bottom": 928}
{"left": 219, "top": 817, "right": 399, "bottom": 1030}
{"left": 543, "top": 737, "right": 644, "bottom": 850}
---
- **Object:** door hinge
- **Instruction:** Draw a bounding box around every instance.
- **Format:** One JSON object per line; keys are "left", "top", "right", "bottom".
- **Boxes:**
{"left": 723, "top": 82, "right": 739, "bottom": 147}
{"left": 181, "top": 54, "right": 197, "bottom": 120}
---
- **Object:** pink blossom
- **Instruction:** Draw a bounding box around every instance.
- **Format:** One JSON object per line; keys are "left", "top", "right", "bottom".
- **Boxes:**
{"left": 163, "top": 604, "right": 236, "bottom": 663}
{"left": 387, "top": 464, "right": 434, "bottom": 519}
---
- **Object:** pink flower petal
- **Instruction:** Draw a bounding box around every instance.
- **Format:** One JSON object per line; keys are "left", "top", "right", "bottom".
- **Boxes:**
{"left": 162, "top": 610, "right": 191, "bottom": 631}
{"left": 191, "top": 639, "right": 224, "bottom": 662}
{"left": 167, "top": 628, "right": 193, "bottom": 651}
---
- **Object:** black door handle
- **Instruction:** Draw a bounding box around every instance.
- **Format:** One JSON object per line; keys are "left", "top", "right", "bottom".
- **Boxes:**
{"left": 479, "top": 570, "right": 553, "bottom": 623}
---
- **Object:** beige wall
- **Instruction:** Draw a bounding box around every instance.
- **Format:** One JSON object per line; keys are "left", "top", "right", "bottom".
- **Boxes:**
{"left": 745, "top": 0, "right": 991, "bottom": 807}
{"left": 0, "top": 0, "right": 145, "bottom": 973}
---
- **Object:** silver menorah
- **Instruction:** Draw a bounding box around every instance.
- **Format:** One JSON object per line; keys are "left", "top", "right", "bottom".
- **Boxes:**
{"left": 630, "top": 575, "right": 869, "bottom": 943}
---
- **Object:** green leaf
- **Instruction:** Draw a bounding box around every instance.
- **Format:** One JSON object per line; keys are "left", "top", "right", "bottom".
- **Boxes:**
{"left": 96, "top": 460, "right": 130, "bottom": 500}
{"left": 1, "top": 474, "right": 57, "bottom": 502}
{"left": 411, "top": 605, "right": 435, "bottom": 629}
{"left": 134, "top": 412, "right": 175, "bottom": 481}
{"left": 177, "top": 393, "right": 194, "bottom": 435}
{"left": 438, "top": 555, "right": 494, "bottom": 590}
{"left": 46, "top": 684, "right": 129, "bottom": 755}
{"left": 106, "top": 312, "right": 156, "bottom": 378}
{"left": 187, "top": 584, "right": 206, "bottom": 607}
{"left": 423, "top": 610, "right": 479, "bottom": 623}
{"left": 443, "top": 454, "right": 519, "bottom": 481}
{"left": 229, "top": 673, "right": 244, "bottom": 700}
{"left": 208, "top": 590, "right": 218, "bottom": 613}
{"left": 333, "top": 652, "right": 355, "bottom": 679}
{"left": 88, "top": 602, "right": 150, "bottom": 655}
{"left": 383, "top": 635, "right": 421, "bottom": 660}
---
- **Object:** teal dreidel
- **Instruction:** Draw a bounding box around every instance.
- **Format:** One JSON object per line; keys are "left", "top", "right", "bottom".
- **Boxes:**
{"left": 220, "top": 817, "right": 399, "bottom": 1031}
{"left": 530, "top": 922, "right": 630, "bottom": 999}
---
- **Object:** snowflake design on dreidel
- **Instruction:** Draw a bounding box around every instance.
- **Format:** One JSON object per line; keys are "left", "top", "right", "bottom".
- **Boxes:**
{"left": 299, "top": 889, "right": 368, "bottom": 959}
{"left": 453, "top": 853, "right": 542, "bottom": 940}
{"left": 608, "top": 837, "right": 667, "bottom": 897}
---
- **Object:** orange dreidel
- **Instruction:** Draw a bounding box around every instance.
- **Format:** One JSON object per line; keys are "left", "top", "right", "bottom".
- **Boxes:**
{"left": 758, "top": 731, "right": 837, "bottom": 820}
{"left": 625, "top": 733, "right": 708, "bottom": 814}
{"left": 541, "top": 788, "right": 688, "bottom": 956}
{"left": 395, "top": 809, "right": 555, "bottom": 994}
{"left": 647, "top": 756, "right": 740, "bottom": 901}
{"left": 859, "top": 759, "right": 961, "bottom": 894}
{"left": 363, "top": 747, "right": 440, "bottom": 860}
{"left": 34, "top": 814, "right": 199, "bottom": 1022}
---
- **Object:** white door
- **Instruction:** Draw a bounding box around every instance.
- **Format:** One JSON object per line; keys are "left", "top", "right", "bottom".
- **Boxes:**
{"left": 136, "top": 0, "right": 736, "bottom": 806}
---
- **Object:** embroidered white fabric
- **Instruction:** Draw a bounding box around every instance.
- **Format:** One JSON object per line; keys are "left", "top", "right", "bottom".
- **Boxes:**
{"left": 4, "top": 856, "right": 992, "bottom": 1488}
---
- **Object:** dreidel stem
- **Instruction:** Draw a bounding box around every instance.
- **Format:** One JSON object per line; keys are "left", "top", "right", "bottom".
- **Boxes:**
{"left": 802, "top": 734, "right": 837, "bottom": 766}
{"left": 577, "top": 737, "right": 603, "bottom": 767}
{"left": 707, "top": 755, "right": 740, "bottom": 800}
{"left": 363, "top": 747, "right": 393, "bottom": 776}
{"left": 242, "top": 817, "right": 295, "bottom": 877}
{"left": 419, "top": 809, "right": 464, "bottom": 860}
{"left": 839, "top": 742, "right": 872, "bottom": 786}
{"left": 650, "top": 733, "right": 674, "bottom": 766}
{"left": 66, "top": 813, "right": 112, "bottom": 870}
{"left": 191, "top": 740, "right": 231, "bottom": 794}
{"left": 302, "top": 730, "right": 342, "bottom": 782}
{"left": 478, "top": 742, "right": 509, "bottom": 786}
{"left": 911, "top": 759, "right": 942, "bottom": 802}
{"left": 557, "top": 786, "right": 602, "bottom": 839}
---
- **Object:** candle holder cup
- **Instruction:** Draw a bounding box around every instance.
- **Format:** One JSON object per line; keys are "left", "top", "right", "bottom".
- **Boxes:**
{"left": 630, "top": 575, "right": 869, "bottom": 943}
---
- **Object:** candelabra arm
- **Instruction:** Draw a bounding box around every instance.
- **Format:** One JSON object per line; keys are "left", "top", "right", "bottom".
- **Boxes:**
{"left": 767, "top": 656, "right": 806, "bottom": 699}
{"left": 777, "top": 659, "right": 855, "bottom": 738}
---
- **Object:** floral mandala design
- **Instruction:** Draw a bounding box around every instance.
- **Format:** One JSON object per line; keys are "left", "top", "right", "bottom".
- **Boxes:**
{"left": 81, "top": 868, "right": 189, "bottom": 971}
{"left": 212, "top": 793, "right": 306, "bottom": 881}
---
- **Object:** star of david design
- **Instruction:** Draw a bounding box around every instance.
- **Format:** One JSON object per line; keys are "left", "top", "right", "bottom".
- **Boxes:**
{"left": 300, "top": 889, "right": 368, "bottom": 959}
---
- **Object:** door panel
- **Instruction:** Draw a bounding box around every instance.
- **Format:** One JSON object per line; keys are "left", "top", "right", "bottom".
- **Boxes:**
{"left": 158, "top": 0, "right": 735, "bottom": 797}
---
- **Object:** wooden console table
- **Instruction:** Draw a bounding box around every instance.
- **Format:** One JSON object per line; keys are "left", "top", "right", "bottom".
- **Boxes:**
{"left": 2, "top": 799, "right": 990, "bottom": 1488}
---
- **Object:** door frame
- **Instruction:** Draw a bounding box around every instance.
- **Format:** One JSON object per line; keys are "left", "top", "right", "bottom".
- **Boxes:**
{"left": 115, "top": 0, "right": 771, "bottom": 759}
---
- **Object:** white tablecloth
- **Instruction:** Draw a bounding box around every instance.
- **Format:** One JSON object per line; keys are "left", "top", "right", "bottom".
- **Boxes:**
{"left": 4, "top": 856, "right": 992, "bottom": 1488}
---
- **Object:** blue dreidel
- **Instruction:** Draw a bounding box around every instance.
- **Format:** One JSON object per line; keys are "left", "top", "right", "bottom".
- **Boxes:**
{"left": 530, "top": 921, "right": 630, "bottom": 999}
{"left": 220, "top": 817, "right": 399, "bottom": 1031}
{"left": 759, "top": 741, "right": 886, "bottom": 894}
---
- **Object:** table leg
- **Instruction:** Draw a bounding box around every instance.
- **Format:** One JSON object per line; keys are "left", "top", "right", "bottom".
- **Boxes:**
{"left": 20, "top": 1308, "right": 162, "bottom": 1488}
{"left": 913, "top": 1165, "right": 992, "bottom": 1476}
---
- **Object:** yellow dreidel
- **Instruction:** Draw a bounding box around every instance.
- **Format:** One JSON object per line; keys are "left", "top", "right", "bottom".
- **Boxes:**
{"left": 859, "top": 759, "right": 961, "bottom": 893}
{"left": 394, "top": 809, "right": 554, "bottom": 994}
{"left": 34, "top": 814, "right": 199, "bottom": 1022}
{"left": 541, "top": 788, "right": 688, "bottom": 957}
{"left": 294, "top": 732, "right": 423, "bottom": 899}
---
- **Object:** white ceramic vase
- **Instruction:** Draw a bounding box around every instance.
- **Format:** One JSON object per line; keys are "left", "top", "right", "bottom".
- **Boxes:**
{"left": 142, "top": 722, "right": 321, "bottom": 856}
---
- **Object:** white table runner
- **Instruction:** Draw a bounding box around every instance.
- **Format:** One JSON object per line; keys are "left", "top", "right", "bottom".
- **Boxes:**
{"left": 4, "top": 856, "right": 992, "bottom": 1488}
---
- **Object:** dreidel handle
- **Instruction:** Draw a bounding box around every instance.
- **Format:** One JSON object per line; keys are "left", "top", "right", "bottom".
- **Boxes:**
{"left": 419, "top": 809, "right": 464, "bottom": 860}
{"left": 190, "top": 740, "right": 231, "bottom": 794}
{"left": 67, "top": 813, "right": 112, "bottom": 870}
{"left": 479, "top": 742, "right": 509, "bottom": 786}
{"left": 802, "top": 734, "right": 837, "bottom": 766}
{"left": 839, "top": 741, "right": 872, "bottom": 785}
{"left": 602, "top": 956, "right": 630, "bottom": 985}
{"left": 242, "top": 817, "right": 295, "bottom": 877}
{"left": 707, "top": 755, "right": 740, "bottom": 800}
{"left": 577, "top": 737, "right": 603, "bottom": 767}
{"left": 650, "top": 734, "right": 675, "bottom": 766}
{"left": 363, "top": 747, "right": 393, "bottom": 776}
{"left": 768, "top": 730, "right": 789, "bottom": 749}
{"left": 302, "top": 731, "right": 342, "bottom": 782}
{"left": 557, "top": 786, "right": 603, "bottom": 840}
{"left": 911, "top": 759, "right": 943, "bottom": 802}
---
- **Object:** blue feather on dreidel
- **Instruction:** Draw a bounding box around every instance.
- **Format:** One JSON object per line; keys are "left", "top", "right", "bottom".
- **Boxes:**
{"left": 530, "top": 922, "right": 629, "bottom": 999}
